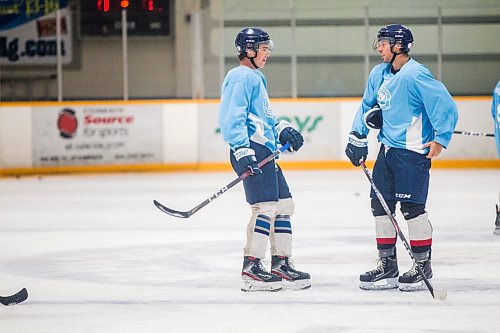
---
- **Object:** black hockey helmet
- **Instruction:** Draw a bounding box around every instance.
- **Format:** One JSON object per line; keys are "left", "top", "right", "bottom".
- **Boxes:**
{"left": 235, "top": 27, "right": 274, "bottom": 59}
{"left": 374, "top": 24, "right": 414, "bottom": 53}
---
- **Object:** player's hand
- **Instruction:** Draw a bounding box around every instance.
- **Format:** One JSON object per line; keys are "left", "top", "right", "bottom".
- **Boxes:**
{"left": 345, "top": 131, "right": 368, "bottom": 166}
{"left": 276, "top": 120, "right": 304, "bottom": 152}
{"left": 234, "top": 148, "right": 262, "bottom": 176}
{"left": 423, "top": 141, "right": 443, "bottom": 159}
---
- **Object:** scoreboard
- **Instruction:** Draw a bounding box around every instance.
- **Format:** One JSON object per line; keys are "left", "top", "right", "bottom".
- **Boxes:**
{"left": 81, "top": 0, "right": 171, "bottom": 36}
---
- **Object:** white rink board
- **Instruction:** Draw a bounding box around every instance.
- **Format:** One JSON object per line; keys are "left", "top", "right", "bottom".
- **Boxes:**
{"left": 0, "top": 98, "right": 496, "bottom": 169}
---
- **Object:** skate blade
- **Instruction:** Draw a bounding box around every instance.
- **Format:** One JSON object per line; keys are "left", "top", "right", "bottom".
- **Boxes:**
{"left": 494, "top": 227, "right": 500, "bottom": 236}
{"left": 241, "top": 279, "right": 282, "bottom": 292}
{"left": 281, "top": 278, "right": 311, "bottom": 291}
{"left": 360, "top": 277, "right": 399, "bottom": 290}
{"left": 399, "top": 279, "right": 431, "bottom": 292}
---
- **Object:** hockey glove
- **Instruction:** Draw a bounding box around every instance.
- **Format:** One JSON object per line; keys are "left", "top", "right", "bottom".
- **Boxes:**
{"left": 363, "top": 105, "right": 382, "bottom": 129}
{"left": 276, "top": 120, "right": 304, "bottom": 152}
{"left": 345, "top": 131, "right": 368, "bottom": 167}
{"left": 234, "top": 147, "right": 262, "bottom": 176}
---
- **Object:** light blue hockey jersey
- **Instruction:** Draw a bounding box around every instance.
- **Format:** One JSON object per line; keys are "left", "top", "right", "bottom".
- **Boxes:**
{"left": 492, "top": 80, "right": 500, "bottom": 158}
{"left": 219, "top": 66, "right": 278, "bottom": 152}
{"left": 351, "top": 59, "right": 458, "bottom": 154}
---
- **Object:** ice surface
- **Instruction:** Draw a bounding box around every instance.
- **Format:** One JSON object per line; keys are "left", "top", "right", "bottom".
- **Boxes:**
{"left": 1, "top": 169, "right": 499, "bottom": 332}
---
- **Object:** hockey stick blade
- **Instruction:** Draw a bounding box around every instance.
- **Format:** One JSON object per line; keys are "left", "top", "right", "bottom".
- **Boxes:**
{"left": 433, "top": 289, "right": 448, "bottom": 301}
{"left": 153, "top": 199, "right": 192, "bottom": 218}
{"left": 0, "top": 288, "right": 28, "bottom": 306}
{"left": 154, "top": 143, "right": 291, "bottom": 219}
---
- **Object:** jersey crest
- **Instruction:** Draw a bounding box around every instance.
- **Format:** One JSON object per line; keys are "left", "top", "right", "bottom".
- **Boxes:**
{"left": 377, "top": 85, "right": 392, "bottom": 110}
{"left": 263, "top": 95, "right": 273, "bottom": 118}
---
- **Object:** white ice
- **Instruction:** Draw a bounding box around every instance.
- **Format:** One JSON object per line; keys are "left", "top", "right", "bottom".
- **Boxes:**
{"left": 1, "top": 168, "right": 500, "bottom": 332}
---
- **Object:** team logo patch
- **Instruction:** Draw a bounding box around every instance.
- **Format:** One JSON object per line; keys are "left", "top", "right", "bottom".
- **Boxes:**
{"left": 377, "top": 86, "right": 391, "bottom": 110}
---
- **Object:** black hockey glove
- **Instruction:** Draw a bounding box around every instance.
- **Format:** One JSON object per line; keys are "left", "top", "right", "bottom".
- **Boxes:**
{"left": 345, "top": 131, "right": 368, "bottom": 167}
{"left": 364, "top": 105, "right": 382, "bottom": 129}
{"left": 276, "top": 120, "right": 304, "bottom": 152}
{"left": 234, "top": 147, "right": 262, "bottom": 176}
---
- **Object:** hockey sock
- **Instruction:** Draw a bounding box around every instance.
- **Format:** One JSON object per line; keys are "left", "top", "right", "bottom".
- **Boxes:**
{"left": 406, "top": 212, "right": 432, "bottom": 252}
{"left": 270, "top": 198, "right": 294, "bottom": 257}
{"left": 375, "top": 215, "right": 397, "bottom": 251}
{"left": 244, "top": 201, "right": 277, "bottom": 258}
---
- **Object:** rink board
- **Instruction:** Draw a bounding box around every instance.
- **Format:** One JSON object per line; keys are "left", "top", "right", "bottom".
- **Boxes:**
{"left": 0, "top": 97, "right": 498, "bottom": 176}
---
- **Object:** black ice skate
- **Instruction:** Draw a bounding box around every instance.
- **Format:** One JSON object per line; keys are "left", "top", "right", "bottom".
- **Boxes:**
{"left": 398, "top": 258, "right": 433, "bottom": 292}
{"left": 359, "top": 256, "right": 399, "bottom": 290}
{"left": 271, "top": 255, "right": 311, "bottom": 290}
{"left": 241, "top": 256, "right": 282, "bottom": 292}
{"left": 494, "top": 204, "right": 500, "bottom": 236}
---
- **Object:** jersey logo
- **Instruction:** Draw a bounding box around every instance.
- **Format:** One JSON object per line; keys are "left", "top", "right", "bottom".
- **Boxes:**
{"left": 377, "top": 86, "right": 391, "bottom": 110}
{"left": 263, "top": 95, "right": 273, "bottom": 118}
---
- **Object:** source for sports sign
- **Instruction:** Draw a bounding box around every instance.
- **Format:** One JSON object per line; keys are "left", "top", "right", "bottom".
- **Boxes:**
{"left": 0, "top": 0, "right": 72, "bottom": 65}
{"left": 32, "top": 105, "right": 164, "bottom": 166}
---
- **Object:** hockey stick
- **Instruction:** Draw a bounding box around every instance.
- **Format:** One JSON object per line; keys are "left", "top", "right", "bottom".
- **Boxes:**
{"left": 454, "top": 130, "right": 494, "bottom": 137}
{"left": 153, "top": 142, "right": 291, "bottom": 218}
{"left": 0, "top": 288, "right": 28, "bottom": 306}
{"left": 360, "top": 161, "right": 447, "bottom": 301}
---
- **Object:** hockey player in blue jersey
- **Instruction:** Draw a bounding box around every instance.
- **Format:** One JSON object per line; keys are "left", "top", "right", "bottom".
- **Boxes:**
{"left": 492, "top": 80, "right": 500, "bottom": 235}
{"left": 219, "top": 27, "right": 311, "bottom": 292}
{"left": 345, "top": 24, "right": 458, "bottom": 292}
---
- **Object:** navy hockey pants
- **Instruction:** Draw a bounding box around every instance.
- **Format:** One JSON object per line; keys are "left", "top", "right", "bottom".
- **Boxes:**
{"left": 371, "top": 145, "right": 431, "bottom": 205}
{"left": 230, "top": 142, "right": 292, "bottom": 205}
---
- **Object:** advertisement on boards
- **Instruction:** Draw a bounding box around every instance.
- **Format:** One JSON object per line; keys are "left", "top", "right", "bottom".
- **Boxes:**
{"left": 0, "top": 0, "right": 72, "bottom": 65}
{"left": 32, "top": 105, "right": 164, "bottom": 166}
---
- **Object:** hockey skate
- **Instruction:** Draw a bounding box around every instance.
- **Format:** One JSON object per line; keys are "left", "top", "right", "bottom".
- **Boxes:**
{"left": 271, "top": 256, "right": 311, "bottom": 290}
{"left": 398, "top": 258, "right": 433, "bottom": 292}
{"left": 359, "top": 256, "right": 399, "bottom": 290}
{"left": 241, "top": 256, "right": 282, "bottom": 292}
{"left": 494, "top": 204, "right": 500, "bottom": 236}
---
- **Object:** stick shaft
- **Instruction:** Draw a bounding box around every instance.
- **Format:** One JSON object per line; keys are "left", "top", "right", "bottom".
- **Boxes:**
{"left": 454, "top": 130, "right": 494, "bottom": 137}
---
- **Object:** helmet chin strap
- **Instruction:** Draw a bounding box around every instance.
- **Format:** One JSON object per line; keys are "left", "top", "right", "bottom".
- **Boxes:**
{"left": 249, "top": 55, "right": 259, "bottom": 69}
{"left": 390, "top": 52, "right": 397, "bottom": 64}
{"left": 389, "top": 45, "right": 403, "bottom": 65}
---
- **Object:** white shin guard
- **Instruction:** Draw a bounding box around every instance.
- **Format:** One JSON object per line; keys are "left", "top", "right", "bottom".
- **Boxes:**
{"left": 244, "top": 201, "right": 277, "bottom": 258}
